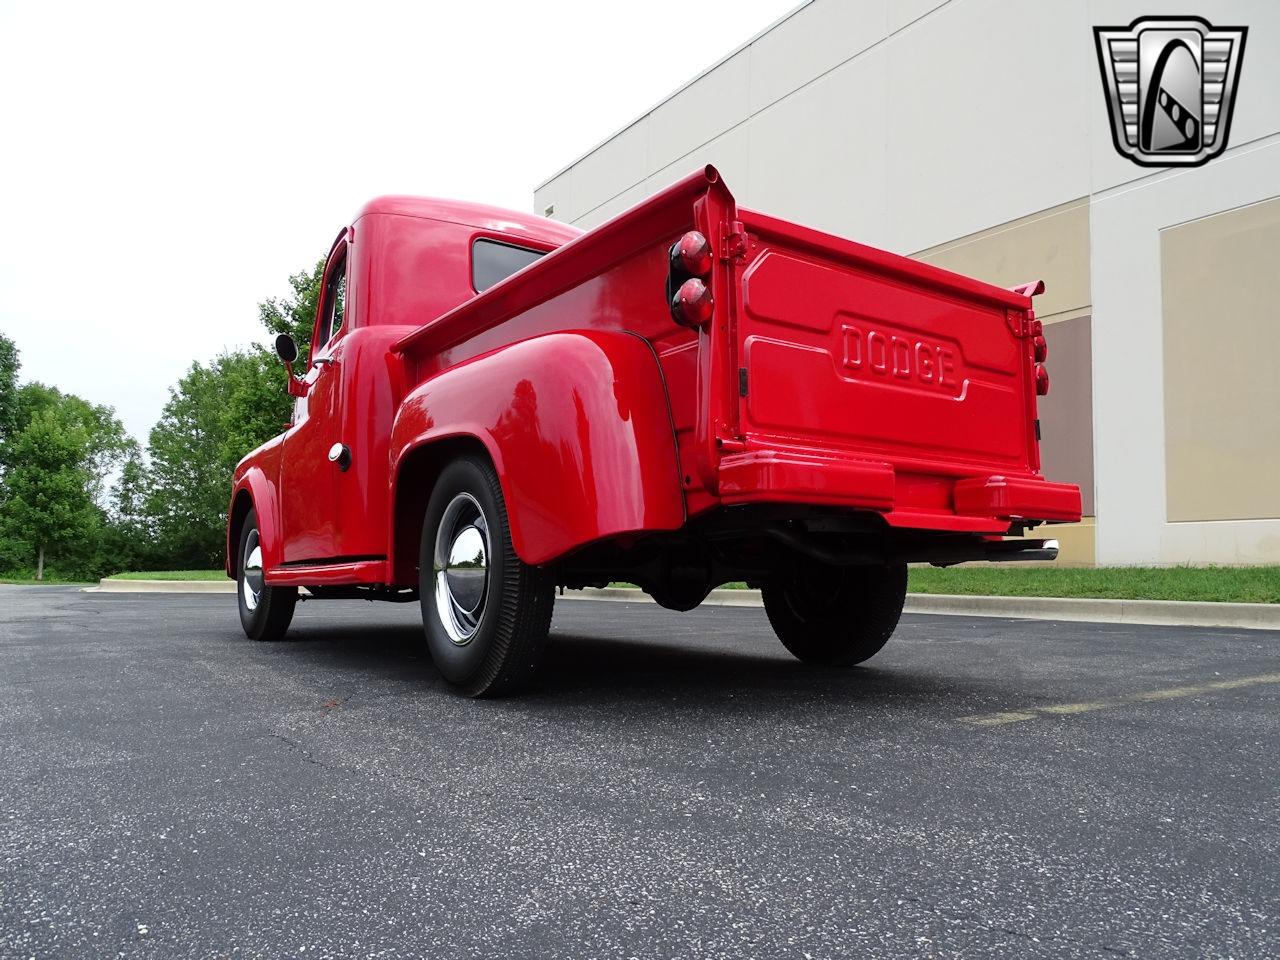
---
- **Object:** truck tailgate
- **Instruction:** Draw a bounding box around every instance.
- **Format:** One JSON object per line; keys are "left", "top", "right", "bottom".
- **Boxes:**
{"left": 735, "top": 210, "right": 1038, "bottom": 476}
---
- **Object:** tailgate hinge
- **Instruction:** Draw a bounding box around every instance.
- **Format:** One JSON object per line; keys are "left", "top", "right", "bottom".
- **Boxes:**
{"left": 720, "top": 220, "right": 748, "bottom": 261}
{"left": 1007, "top": 310, "right": 1044, "bottom": 338}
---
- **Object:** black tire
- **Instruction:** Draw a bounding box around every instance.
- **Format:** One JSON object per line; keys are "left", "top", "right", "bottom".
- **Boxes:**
{"left": 762, "top": 562, "right": 907, "bottom": 666}
{"left": 419, "top": 456, "right": 554, "bottom": 697}
{"left": 236, "top": 509, "right": 297, "bottom": 642}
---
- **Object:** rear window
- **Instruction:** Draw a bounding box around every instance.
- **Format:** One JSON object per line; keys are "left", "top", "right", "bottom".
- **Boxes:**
{"left": 472, "top": 239, "right": 545, "bottom": 292}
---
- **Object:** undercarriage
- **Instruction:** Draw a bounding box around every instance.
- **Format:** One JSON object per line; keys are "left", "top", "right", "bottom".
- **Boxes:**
{"left": 553, "top": 504, "right": 1059, "bottom": 612}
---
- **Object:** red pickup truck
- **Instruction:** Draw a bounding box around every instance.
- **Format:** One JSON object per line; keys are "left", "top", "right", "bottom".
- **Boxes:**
{"left": 227, "top": 166, "right": 1080, "bottom": 696}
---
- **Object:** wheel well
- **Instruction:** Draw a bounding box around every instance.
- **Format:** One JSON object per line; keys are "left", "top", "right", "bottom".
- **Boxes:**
{"left": 392, "top": 436, "right": 493, "bottom": 585}
{"left": 227, "top": 489, "right": 254, "bottom": 577}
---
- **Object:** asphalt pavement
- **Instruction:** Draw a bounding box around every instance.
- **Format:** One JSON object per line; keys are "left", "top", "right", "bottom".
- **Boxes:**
{"left": 1, "top": 584, "right": 1277, "bottom": 959}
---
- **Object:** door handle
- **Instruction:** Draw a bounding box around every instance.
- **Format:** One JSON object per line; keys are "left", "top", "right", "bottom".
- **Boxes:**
{"left": 312, "top": 356, "right": 336, "bottom": 368}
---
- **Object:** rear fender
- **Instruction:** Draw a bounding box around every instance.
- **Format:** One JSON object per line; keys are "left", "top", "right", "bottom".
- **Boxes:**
{"left": 388, "top": 331, "right": 685, "bottom": 571}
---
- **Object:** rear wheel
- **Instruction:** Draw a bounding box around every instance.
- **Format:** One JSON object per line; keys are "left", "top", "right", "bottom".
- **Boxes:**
{"left": 419, "top": 456, "right": 554, "bottom": 697}
{"left": 237, "top": 509, "right": 297, "bottom": 641}
{"left": 762, "top": 562, "right": 907, "bottom": 666}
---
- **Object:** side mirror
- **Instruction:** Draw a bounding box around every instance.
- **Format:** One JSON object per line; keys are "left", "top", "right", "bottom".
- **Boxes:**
{"left": 274, "top": 334, "right": 308, "bottom": 398}
{"left": 275, "top": 333, "right": 299, "bottom": 364}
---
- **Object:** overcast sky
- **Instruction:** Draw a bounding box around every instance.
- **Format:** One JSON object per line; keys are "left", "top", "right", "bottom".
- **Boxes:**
{"left": 0, "top": 0, "right": 798, "bottom": 443}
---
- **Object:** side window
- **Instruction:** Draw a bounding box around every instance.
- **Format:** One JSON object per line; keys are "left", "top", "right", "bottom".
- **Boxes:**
{"left": 316, "top": 246, "right": 348, "bottom": 352}
{"left": 472, "top": 239, "right": 545, "bottom": 292}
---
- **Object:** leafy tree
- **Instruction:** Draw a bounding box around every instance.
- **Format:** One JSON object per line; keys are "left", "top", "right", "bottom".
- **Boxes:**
{"left": 0, "top": 334, "right": 139, "bottom": 579}
{"left": 3, "top": 404, "right": 101, "bottom": 579}
{"left": 143, "top": 350, "right": 293, "bottom": 567}
{"left": 258, "top": 258, "right": 325, "bottom": 360}
{"left": 3, "top": 382, "right": 134, "bottom": 495}
{"left": 0, "top": 331, "right": 18, "bottom": 450}
{"left": 99, "top": 449, "right": 156, "bottom": 573}
{"left": 145, "top": 359, "right": 240, "bottom": 567}
{"left": 0, "top": 334, "right": 30, "bottom": 570}
{"left": 0, "top": 260, "right": 326, "bottom": 575}
{"left": 142, "top": 260, "right": 324, "bottom": 568}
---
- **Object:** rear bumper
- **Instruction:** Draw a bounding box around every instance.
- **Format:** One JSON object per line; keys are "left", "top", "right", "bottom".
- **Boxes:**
{"left": 953, "top": 474, "right": 1082, "bottom": 523}
{"left": 716, "top": 449, "right": 1082, "bottom": 531}
{"left": 718, "top": 450, "right": 896, "bottom": 510}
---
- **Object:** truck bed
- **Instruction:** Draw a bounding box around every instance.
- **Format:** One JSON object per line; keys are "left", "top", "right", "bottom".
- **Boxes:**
{"left": 395, "top": 166, "right": 1080, "bottom": 540}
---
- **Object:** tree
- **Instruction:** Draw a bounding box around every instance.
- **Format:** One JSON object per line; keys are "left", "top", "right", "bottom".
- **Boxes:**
{"left": 99, "top": 448, "right": 155, "bottom": 574}
{"left": 145, "top": 359, "right": 239, "bottom": 567}
{"left": 0, "top": 332, "right": 18, "bottom": 450}
{"left": 3, "top": 404, "right": 100, "bottom": 579}
{"left": 258, "top": 258, "right": 325, "bottom": 360}
{"left": 0, "top": 333, "right": 137, "bottom": 578}
{"left": 142, "top": 260, "right": 324, "bottom": 568}
{"left": 143, "top": 350, "right": 290, "bottom": 567}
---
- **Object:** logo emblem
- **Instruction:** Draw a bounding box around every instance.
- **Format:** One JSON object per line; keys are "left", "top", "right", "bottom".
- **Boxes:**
{"left": 1094, "top": 16, "right": 1247, "bottom": 167}
{"left": 840, "top": 321, "right": 963, "bottom": 398}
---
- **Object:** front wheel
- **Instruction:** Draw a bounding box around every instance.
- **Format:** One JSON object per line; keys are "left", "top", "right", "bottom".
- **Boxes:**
{"left": 237, "top": 509, "right": 297, "bottom": 641}
{"left": 419, "top": 456, "right": 555, "bottom": 697}
{"left": 762, "top": 562, "right": 907, "bottom": 666}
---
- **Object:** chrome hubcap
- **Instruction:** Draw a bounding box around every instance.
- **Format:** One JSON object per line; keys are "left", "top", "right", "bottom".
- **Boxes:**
{"left": 433, "top": 493, "right": 490, "bottom": 645}
{"left": 242, "top": 529, "right": 264, "bottom": 612}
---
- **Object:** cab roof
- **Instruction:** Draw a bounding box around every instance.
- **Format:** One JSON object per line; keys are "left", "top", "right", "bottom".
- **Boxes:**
{"left": 355, "top": 195, "right": 581, "bottom": 249}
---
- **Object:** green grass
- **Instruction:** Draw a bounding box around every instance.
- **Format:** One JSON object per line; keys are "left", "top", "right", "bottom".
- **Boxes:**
{"left": 622, "top": 566, "right": 1280, "bottom": 603}
{"left": 0, "top": 574, "right": 93, "bottom": 585}
{"left": 108, "top": 570, "right": 227, "bottom": 581}
{"left": 98, "top": 566, "right": 1279, "bottom": 603}
{"left": 906, "top": 565, "right": 1280, "bottom": 604}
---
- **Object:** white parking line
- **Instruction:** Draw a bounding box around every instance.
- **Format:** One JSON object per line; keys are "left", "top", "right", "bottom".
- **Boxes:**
{"left": 960, "top": 672, "right": 1280, "bottom": 726}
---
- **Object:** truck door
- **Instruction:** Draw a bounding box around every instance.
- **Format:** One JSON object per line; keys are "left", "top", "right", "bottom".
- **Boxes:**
{"left": 279, "top": 235, "right": 349, "bottom": 564}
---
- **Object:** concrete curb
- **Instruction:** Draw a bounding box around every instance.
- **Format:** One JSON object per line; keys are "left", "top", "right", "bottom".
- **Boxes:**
{"left": 901, "top": 593, "right": 1280, "bottom": 631}
{"left": 95, "top": 578, "right": 235, "bottom": 594}
{"left": 93, "top": 579, "right": 1280, "bottom": 631}
{"left": 558, "top": 588, "right": 1280, "bottom": 630}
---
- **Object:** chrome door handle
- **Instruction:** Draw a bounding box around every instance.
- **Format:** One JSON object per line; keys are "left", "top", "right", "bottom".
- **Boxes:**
{"left": 312, "top": 356, "right": 335, "bottom": 368}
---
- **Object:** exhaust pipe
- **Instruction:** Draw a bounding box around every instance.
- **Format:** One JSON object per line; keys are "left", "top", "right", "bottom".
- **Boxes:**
{"left": 922, "top": 538, "right": 1060, "bottom": 567}
{"left": 754, "top": 525, "right": 1061, "bottom": 567}
{"left": 983, "top": 538, "right": 1059, "bottom": 563}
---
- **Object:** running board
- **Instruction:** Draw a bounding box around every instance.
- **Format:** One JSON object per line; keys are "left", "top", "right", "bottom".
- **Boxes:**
{"left": 265, "top": 559, "right": 389, "bottom": 587}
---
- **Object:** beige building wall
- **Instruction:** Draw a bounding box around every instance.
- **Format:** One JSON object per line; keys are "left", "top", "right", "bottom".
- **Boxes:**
{"left": 914, "top": 200, "right": 1091, "bottom": 325}
{"left": 915, "top": 201, "right": 1097, "bottom": 564}
{"left": 1162, "top": 198, "right": 1280, "bottom": 524}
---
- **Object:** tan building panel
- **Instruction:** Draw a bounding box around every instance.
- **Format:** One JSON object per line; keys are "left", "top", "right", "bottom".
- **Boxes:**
{"left": 1163, "top": 198, "right": 1280, "bottom": 523}
{"left": 1038, "top": 315, "right": 1094, "bottom": 517}
{"left": 913, "top": 203, "right": 1096, "bottom": 518}
{"left": 914, "top": 198, "right": 1091, "bottom": 322}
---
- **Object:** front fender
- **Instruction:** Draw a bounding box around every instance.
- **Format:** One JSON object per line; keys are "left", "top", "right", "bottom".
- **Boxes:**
{"left": 225, "top": 436, "right": 284, "bottom": 577}
{"left": 389, "top": 331, "right": 685, "bottom": 566}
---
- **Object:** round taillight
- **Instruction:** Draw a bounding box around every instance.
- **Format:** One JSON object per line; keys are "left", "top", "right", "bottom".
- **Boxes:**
{"left": 1033, "top": 334, "right": 1048, "bottom": 363}
{"left": 1035, "top": 363, "right": 1050, "bottom": 396}
{"left": 669, "top": 231, "right": 712, "bottom": 278}
{"left": 671, "top": 277, "right": 714, "bottom": 327}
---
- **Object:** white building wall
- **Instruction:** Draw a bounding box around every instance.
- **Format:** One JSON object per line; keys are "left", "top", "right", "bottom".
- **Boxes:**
{"left": 536, "top": 0, "right": 1280, "bottom": 566}
{"left": 1091, "top": 138, "right": 1280, "bottom": 565}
